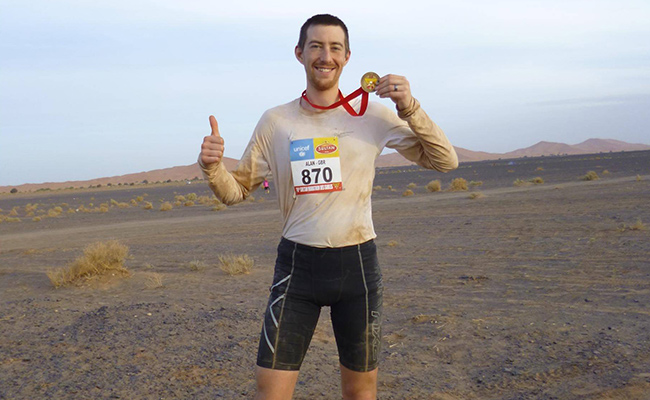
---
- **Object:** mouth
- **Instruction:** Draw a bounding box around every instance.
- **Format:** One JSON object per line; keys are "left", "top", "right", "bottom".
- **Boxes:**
{"left": 314, "top": 66, "right": 335, "bottom": 73}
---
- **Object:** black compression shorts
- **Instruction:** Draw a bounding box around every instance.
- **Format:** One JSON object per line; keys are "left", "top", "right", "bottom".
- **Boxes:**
{"left": 257, "top": 237, "right": 383, "bottom": 372}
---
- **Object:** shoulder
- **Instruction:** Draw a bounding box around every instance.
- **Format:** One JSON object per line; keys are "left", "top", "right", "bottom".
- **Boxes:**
{"left": 260, "top": 98, "right": 301, "bottom": 122}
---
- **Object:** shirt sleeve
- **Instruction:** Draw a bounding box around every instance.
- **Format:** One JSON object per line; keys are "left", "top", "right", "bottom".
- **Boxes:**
{"left": 382, "top": 98, "right": 458, "bottom": 172}
{"left": 199, "top": 116, "right": 272, "bottom": 205}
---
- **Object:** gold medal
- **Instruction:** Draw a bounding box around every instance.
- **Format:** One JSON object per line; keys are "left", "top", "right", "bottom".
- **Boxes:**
{"left": 361, "top": 72, "right": 380, "bottom": 93}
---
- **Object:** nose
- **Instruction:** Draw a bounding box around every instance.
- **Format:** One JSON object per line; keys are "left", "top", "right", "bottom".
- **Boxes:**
{"left": 319, "top": 48, "right": 333, "bottom": 63}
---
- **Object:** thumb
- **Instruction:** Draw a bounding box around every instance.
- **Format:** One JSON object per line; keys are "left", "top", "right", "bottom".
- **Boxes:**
{"left": 209, "top": 115, "right": 221, "bottom": 137}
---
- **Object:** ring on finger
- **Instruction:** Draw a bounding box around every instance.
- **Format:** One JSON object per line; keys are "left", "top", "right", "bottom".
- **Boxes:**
{"left": 394, "top": 84, "right": 398, "bottom": 92}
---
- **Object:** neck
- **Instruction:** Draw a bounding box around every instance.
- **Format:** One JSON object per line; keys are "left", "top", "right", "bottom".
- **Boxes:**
{"left": 303, "top": 85, "right": 341, "bottom": 109}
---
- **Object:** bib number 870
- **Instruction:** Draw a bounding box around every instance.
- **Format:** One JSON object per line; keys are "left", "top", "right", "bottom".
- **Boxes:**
{"left": 301, "top": 167, "right": 333, "bottom": 185}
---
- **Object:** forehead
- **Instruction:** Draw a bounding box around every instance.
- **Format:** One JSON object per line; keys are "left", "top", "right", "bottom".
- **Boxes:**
{"left": 305, "top": 24, "right": 346, "bottom": 44}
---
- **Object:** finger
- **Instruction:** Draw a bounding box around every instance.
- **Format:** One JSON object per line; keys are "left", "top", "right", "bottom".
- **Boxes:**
{"left": 209, "top": 115, "right": 221, "bottom": 137}
{"left": 203, "top": 135, "right": 224, "bottom": 145}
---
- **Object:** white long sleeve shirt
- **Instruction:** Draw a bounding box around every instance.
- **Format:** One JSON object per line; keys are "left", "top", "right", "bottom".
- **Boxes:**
{"left": 200, "top": 96, "right": 457, "bottom": 248}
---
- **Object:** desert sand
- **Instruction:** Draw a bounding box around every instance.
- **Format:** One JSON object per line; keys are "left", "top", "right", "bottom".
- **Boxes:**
{"left": 1, "top": 151, "right": 649, "bottom": 399}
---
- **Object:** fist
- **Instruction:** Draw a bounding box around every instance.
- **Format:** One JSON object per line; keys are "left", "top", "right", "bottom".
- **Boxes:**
{"left": 200, "top": 115, "right": 225, "bottom": 166}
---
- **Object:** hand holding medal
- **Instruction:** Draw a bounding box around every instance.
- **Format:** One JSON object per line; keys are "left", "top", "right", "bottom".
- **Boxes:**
{"left": 373, "top": 73, "right": 413, "bottom": 111}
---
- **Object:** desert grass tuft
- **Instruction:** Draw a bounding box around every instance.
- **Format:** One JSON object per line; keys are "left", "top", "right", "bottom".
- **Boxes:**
{"left": 469, "top": 181, "right": 483, "bottom": 187}
{"left": 143, "top": 201, "right": 153, "bottom": 210}
{"left": 402, "top": 189, "right": 414, "bottom": 197}
{"left": 531, "top": 177, "right": 544, "bottom": 184}
{"left": 144, "top": 273, "right": 164, "bottom": 289}
{"left": 218, "top": 253, "right": 254, "bottom": 276}
{"left": 387, "top": 240, "right": 399, "bottom": 247}
{"left": 47, "top": 240, "right": 130, "bottom": 288}
{"left": 513, "top": 179, "right": 531, "bottom": 187}
{"left": 637, "top": 175, "right": 643, "bottom": 181}
{"left": 160, "top": 202, "right": 173, "bottom": 211}
{"left": 426, "top": 180, "right": 441, "bottom": 192}
{"left": 469, "top": 192, "right": 484, "bottom": 200}
{"left": 373, "top": 185, "right": 382, "bottom": 191}
{"left": 212, "top": 204, "right": 227, "bottom": 211}
{"left": 582, "top": 171, "right": 599, "bottom": 181}
{"left": 448, "top": 178, "right": 468, "bottom": 191}
{"left": 407, "top": 182, "right": 417, "bottom": 189}
{"left": 187, "top": 260, "right": 207, "bottom": 271}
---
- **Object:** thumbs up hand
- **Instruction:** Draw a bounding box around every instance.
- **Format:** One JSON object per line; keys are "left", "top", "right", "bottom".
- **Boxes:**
{"left": 200, "top": 115, "right": 225, "bottom": 166}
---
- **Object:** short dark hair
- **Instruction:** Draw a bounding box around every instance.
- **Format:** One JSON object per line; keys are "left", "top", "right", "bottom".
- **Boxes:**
{"left": 297, "top": 14, "right": 350, "bottom": 53}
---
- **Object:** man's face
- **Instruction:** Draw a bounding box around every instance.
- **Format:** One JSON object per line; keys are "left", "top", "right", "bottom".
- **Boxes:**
{"left": 295, "top": 24, "right": 350, "bottom": 92}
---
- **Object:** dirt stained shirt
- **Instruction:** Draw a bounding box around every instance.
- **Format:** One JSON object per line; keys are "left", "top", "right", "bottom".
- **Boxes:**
{"left": 200, "top": 97, "right": 458, "bottom": 248}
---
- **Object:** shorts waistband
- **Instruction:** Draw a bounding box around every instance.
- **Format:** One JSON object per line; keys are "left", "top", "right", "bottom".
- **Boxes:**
{"left": 280, "top": 237, "right": 375, "bottom": 253}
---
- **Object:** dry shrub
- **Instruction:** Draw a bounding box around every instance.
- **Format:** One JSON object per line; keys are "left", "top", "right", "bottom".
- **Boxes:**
{"left": 531, "top": 177, "right": 544, "bottom": 184}
{"left": 186, "top": 193, "right": 198, "bottom": 201}
{"left": 373, "top": 185, "right": 382, "bottom": 190}
{"left": 67, "top": 208, "right": 75, "bottom": 214}
{"left": 187, "top": 260, "right": 207, "bottom": 271}
{"left": 184, "top": 201, "right": 195, "bottom": 207}
{"left": 469, "top": 192, "right": 484, "bottom": 200}
{"left": 535, "top": 166, "right": 544, "bottom": 171}
{"left": 426, "top": 180, "right": 441, "bottom": 192}
{"left": 637, "top": 175, "right": 643, "bottom": 181}
{"left": 144, "top": 273, "right": 164, "bottom": 289}
{"left": 582, "top": 171, "right": 599, "bottom": 181}
{"left": 32, "top": 216, "right": 42, "bottom": 222}
{"left": 197, "top": 195, "right": 212, "bottom": 205}
{"left": 212, "top": 204, "right": 227, "bottom": 211}
{"left": 630, "top": 219, "right": 646, "bottom": 230}
{"left": 247, "top": 195, "right": 256, "bottom": 202}
{"left": 448, "top": 178, "right": 468, "bottom": 191}
{"left": 513, "top": 179, "right": 531, "bottom": 187}
{"left": 110, "top": 199, "right": 119, "bottom": 206}
{"left": 130, "top": 199, "right": 138, "bottom": 206}
{"left": 469, "top": 181, "right": 483, "bottom": 187}
{"left": 602, "top": 170, "right": 610, "bottom": 175}
{"left": 407, "top": 182, "right": 417, "bottom": 189}
{"left": 175, "top": 195, "right": 186, "bottom": 202}
{"left": 117, "top": 202, "right": 130, "bottom": 208}
{"left": 47, "top": 240, "right": 130, "bottom": 288}
{"left": 174, "top": 201, "right": 182, "bottom": 207}
{"left": 9, "top": 207, "right": 19, "bottom": 216}
{"left": 25, "top": 203, "right": 39, "bottom": 213}
{"left": 143, "top": 201, "right": 153, "bottom": 210}
{"left": 219, "top": 254, "right": 254, "bottom": 275}
{"left": 47, "top": 207, "right": 63, "bottom": 217}
{"left": 5, "top": 217, "right": 21, "bottom": 223}
{"left": 402, "top": 189, "right": 414, "bottom": 197}
{"left": 136, "top": 196, "right": 144, "bottom": 202}
{"left": 160, "top": 202, "right": 173, "bottom": 211}
{"left": 387, "top": 240, "right": 399, "bottom": 247}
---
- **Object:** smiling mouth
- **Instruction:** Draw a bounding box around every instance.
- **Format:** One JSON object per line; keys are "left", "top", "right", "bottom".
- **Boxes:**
{"left": 315, "top": 66, "right": 335, "bottom": 73}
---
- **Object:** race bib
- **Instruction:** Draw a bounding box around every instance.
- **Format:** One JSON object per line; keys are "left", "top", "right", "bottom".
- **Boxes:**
{"left": 290, "top": 137, "right": 343, "bottom": 195}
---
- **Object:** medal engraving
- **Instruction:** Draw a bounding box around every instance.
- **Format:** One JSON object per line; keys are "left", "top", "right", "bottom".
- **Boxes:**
{"left": 361, "top": 72, "right": 380, "bottom": 93}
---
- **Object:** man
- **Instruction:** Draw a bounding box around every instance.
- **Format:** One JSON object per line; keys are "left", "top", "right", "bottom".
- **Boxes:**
{"left": 199, "top": 14, "right": 457, "bottom": 400}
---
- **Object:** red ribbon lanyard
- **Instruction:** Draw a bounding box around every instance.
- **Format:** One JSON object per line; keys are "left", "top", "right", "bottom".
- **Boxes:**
{"left": 301, "top": 88, "right": 369, "bottom": 117}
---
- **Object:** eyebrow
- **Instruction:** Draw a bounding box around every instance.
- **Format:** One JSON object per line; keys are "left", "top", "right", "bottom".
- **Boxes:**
{"left": 308, "top": 40, "right": 345, "bottom": 47}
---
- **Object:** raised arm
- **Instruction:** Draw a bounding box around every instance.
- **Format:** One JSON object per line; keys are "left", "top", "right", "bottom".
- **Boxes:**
{"left": 199, "top": 115, "right": 269, "bottom": 205}
{"left": 376, "top": 74, "right": 458, "bottom": 172}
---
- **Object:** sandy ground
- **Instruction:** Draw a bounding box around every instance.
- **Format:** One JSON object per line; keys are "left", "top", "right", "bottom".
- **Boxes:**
{"left": 1, "top": 151, "right": 649, "bottom": 399}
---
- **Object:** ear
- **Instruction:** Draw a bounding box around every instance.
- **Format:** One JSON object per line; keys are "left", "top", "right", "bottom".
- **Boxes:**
{"left": 295, "top": 45, "right": 304, "bottom": 65}
{"left": 343, "top": 50, "right": 351, "bottom": 66}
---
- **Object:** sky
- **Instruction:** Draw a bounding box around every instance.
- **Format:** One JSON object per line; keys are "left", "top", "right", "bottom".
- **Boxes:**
{"left": 1, "top": 0, "right": 649, "bottom": 186}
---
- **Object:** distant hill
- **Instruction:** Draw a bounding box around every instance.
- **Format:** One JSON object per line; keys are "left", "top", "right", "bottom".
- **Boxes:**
{"left": 375, "top": 138, "right": 650, "bottom": 168}
{"left": 2, "top": 139, "right": 649, "bottom": 193}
